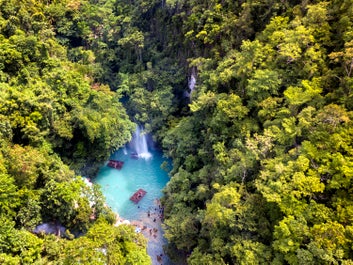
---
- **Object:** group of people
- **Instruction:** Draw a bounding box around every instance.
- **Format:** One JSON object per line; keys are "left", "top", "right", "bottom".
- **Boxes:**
{"left": 147, "top": 201, "right": 164, "bottom": 222}
{"left": 134, "top": 199, "right": 168, "bottom": 264}
{"left": 146, "top": 206, "right": 164, "bottom": 239}
{"left": 149, "top": 227, "right": 159, "bottom": 238}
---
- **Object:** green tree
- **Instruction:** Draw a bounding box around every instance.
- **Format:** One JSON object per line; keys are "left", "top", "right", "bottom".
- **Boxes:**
{"left": 0, "top": 216, "right": 43, "bottom": 264}
{"left": 41, "top": 178, "right": 94, "bottom": 232}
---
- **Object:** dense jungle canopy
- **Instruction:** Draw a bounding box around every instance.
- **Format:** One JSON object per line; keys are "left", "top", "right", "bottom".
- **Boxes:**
{"left": 0, "top": 0, "right": 353, "bottom": 264}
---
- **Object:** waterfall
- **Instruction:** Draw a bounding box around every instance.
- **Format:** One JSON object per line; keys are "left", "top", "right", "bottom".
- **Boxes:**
{"left": 185, "top": 68, "right": 197, "bottom": 98}
{"left": 189, "top": 73, "right": 196, "bottom": 93}
{"left": 132, "top": 125, "right": 152, "bottom": 159}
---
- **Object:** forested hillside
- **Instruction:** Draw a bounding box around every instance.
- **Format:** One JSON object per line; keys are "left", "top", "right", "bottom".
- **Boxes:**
{"left": 0, "top": 0, "right": 148, "bottom": 263}
{"left": 158, "top": 0, "right": 353, "bottom": 264}
{"left": 1, "top": 0, "right": 353, "bottom": 264}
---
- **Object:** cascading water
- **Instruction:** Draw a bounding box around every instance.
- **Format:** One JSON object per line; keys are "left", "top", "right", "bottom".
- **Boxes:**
{"left": 185, "top": 67, "right": 197, "bottom": 98}
{"left": 132, "top": 125, "right": 152, "bottom": 159}
{"left": 189, "top": 73, "right": 196, "bottom": 93}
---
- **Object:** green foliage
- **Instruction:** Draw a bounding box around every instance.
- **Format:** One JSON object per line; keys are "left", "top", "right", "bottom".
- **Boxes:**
{"left": 0, "top": 0, "right": 149, "bottom": 263}
{"left": 39, "top": 218, "right": 151, "bottom": 265}
{"left": 2, "top": 0, "right": 353, "bottom": 264}
{"left": 16, "top": 189, "right": 42, "bottom": 230}
{"left": 0, "top": 216, "right": 43, "bottom": 264}
{"left": 59, "top": 219, "right": 150, "bottom": 265}
{"left": 41, "top": 178, "right": 95, "bottom": 232}
{"left": 158, "top": 0, "right": 353, "bottom": 264}
{"left": 0, "top": 172, "right": 19, "bottom": 218}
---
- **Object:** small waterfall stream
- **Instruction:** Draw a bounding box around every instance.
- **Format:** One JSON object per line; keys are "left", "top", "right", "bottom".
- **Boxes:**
{"left": 189, "top": 73, "right": 196, "bottom": 93}
{"left": 185, "top": 67, "right": 197, "bottom": 98}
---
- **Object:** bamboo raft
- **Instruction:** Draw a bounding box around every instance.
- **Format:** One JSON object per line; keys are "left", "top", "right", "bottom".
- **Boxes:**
{"left": 130, "top": 189, "right": 147, "bottom": 203}
{"left": 107, "top": 160, "right": 124, "bottom": 170}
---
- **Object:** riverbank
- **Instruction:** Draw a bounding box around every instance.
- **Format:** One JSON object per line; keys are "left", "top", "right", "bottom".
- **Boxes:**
{"left": 114, "top": 199, "right": 172, "bottom": 265}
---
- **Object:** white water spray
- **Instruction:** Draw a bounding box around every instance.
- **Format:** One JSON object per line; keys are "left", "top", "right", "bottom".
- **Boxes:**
{"left": 123, "top": 146, "right": 128, "bottom": 155}
{"left": 133, "top": 125, "right": 152, "bottom": 159}
{"left": 185, "top": 68, "right": 197, "bottom": 98}
{"left": 189, "top": 73, "right": 196, "bottom": 93}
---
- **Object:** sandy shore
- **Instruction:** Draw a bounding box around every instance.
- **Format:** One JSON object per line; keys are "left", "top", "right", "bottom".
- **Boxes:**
{"left": 114, "top": 199, "right": 171, "bottom": 265}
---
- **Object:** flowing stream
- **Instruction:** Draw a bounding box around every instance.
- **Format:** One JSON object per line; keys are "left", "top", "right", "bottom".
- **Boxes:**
{"left": 94, "top": 126, "right": 172, "bottom": 264}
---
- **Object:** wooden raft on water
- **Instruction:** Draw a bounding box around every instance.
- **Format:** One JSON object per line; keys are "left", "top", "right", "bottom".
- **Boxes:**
{"left": 130, "top": 189, "right": 147, "bottom": 203}
{"left": 107, "top": 160, "right": 124, "bottom": 170}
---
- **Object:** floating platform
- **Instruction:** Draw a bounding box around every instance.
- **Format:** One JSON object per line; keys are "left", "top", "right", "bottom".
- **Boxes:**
{"left": 107, "top": 160, "right": 124, "bottom": 170}
{"left": 130, "top": 189, "right": 147, "bottom": 203}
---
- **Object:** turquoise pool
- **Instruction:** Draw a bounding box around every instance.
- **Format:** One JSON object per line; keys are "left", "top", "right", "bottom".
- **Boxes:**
{"left": 94, "top": 146, "right": 170, "bottom": 221}
{"left": 94, "top": 126, "right": 174, "bottom": 264}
